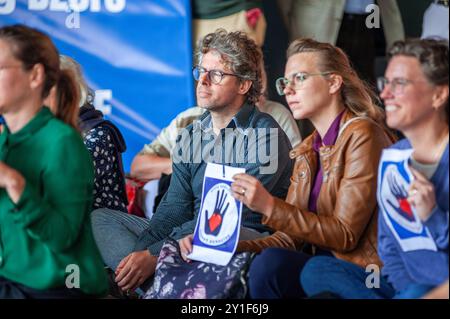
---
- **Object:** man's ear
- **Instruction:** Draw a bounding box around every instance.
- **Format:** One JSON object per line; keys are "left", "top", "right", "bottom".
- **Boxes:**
{"left": 28, "top": 63, "right": 45, "bottom": 91}
{"left": 238, "top": 79, "right": 252, "bottom": 96}
{"left": 432, "top": 85, "right": 449, "bottom": 110}
{"left": 328, "top": 74, "right": 343, "bottom": 95}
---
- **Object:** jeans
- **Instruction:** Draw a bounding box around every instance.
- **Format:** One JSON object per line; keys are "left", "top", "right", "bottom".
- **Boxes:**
{"left": 248, "top": 247, "right": 333, "bottom": 299}
{"left": 92, "top": 207, "right": 270, "bottom": 297}
{"left": 91, "top": 208, "right": 151, "bottom": 270}
{"left": 91, "top": 208, "right": 269, "bottom": 271}
{"left": 301, "top": 256, "right": 435, "bottom": 299}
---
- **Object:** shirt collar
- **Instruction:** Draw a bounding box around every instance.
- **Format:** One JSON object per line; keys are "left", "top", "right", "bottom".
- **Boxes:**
{"left": 313, "top": 110, "right": 345, "bottom": 152}
{"left": 232, "top": 102, "right": 254, "bottom": 129}
{"left": 0, "top": 107, "right": 53, "bottom": 149}
{"left": 193, "top": 102, "right": 255, "bottom": 133}
{"left": 193, "top": 110, "right": 213, "bottom": 133}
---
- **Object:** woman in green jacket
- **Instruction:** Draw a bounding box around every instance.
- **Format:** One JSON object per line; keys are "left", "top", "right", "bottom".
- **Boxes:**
{"left": 0, "top": 24, "right": 108, "bottom": 298}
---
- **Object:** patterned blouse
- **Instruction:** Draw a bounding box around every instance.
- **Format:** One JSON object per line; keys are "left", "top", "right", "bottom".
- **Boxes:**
{"left": 83, "top": 125, "right": 127, "bottom": 212}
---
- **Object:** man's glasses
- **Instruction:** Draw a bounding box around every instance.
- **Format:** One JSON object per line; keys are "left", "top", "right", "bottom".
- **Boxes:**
{"left": 192, "top": 66, "right": 242, "bottom": 84}
{"left": 275, "top": 72, "right": 331, "bottom": 95}
{"left": 377, "top": 77, "right": 417, "bottom": 95}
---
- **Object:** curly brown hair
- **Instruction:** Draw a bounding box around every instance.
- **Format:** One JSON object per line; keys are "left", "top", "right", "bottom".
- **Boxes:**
{"left": 196, "top": 29, "right": 263, "bottom": 105}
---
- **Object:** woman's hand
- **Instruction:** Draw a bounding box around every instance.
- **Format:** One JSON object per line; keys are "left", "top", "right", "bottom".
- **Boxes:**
{"left": 179, "top": 234, "right": 194, "bottom": 263}
{"left": 408, "top": 167, "right": 437, "bottom": 222}
{"left": 231, "top": 173, "right": 274, "bottom": 216}
{"left": 0, "top": 161, "right": 25, "bottom": 203}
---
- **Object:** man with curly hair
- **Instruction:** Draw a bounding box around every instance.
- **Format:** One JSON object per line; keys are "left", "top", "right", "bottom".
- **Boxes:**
{"left": 91, "top": 29, "right": 295, "bottom": 295}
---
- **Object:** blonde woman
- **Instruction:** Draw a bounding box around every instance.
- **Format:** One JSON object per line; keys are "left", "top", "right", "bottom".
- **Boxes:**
{"left": 230, "top": 38, "right": 394, "bottom": 298}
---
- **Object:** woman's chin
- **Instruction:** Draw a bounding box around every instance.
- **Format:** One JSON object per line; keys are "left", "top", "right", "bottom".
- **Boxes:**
{"left": 291, "top": 108, "right": 307, "bottom": 120}
{"left": 386, "top": 115, "right": 403, "bottom": 131}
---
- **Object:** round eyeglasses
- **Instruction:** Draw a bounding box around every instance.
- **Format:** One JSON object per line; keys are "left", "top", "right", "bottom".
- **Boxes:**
{"left": 377, "top": 77, "right": 417, "bottom": 95}
{"left": 275, "top": 72, "right": 331, "bottom": 96}
{"left": 193, "top": 66, "right": 243, "bottom": 84}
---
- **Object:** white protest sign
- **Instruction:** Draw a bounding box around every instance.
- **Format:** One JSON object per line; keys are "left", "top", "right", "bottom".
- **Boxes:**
{"left": 377, "top": 148, "right": 437, "bottom": 252}
{"left": 188, "top": 163, "right": 245, "bottom": 266}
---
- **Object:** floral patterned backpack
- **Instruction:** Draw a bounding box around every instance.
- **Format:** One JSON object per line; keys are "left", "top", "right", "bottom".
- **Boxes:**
{"left": 144, "top": 238, "right": 254, "bottom": 299}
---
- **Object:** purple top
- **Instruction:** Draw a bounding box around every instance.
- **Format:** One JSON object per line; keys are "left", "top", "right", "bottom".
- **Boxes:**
{"left": 308, "top": 111, "right": 345, "bottom": 213}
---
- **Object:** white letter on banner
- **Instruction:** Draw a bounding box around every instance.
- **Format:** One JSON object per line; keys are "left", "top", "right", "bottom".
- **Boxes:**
{"left": 28, "top": 0, "right": 48, "bottom": 11}
{"left": 50, "top": 0, "right": 69, "bottom": 12}
{"left": 90, "top": 0, "right": 100, "bottom": 12}
{"left": 105, "top": 0, "right": 126, "bottom": 13}
{"left": 69, "top": 0, "right": 89, "bottom": 12}
{"left": 94, "top": 90, "right": 112, "bottom": 115}
{"left": 0, "top": 0, "right": 15, "bottom": 14}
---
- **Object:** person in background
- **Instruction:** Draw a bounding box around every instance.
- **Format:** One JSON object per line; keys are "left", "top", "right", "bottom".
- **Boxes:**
{"left": 192, "top": 0, "right": 266, "bottom": 48}
{"left": 421, "top": 0, "right": 449, "bottom": 41}
{"left": 277, "top": 0, "right": 405, "bottom": 84}
{"left": 45, "top": 55, "right": 128, "bottom": 213}
{"left": 0, "top": 24, "right": 107, "bottom": 299}
{"left": 301, "top": 38, "right": 448, "bottom": 299}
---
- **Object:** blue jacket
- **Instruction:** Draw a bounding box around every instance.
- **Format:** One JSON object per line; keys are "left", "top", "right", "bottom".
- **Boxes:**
{"left": 378, "top": 139, "right": 449, "bottom": 291}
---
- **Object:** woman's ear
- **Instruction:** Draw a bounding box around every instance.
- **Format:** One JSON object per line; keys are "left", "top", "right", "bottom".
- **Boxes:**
{"left": 328, "top": 74, "right": 343, "bottom": 95}
{"left": 28, "top": 63, "right": 45, "bottom": 91}
{"left": 432, "top": 85, "right": 449, "bottom": 110}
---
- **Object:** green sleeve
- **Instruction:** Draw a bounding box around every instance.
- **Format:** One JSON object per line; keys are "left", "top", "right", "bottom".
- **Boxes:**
{"left": 9, "top": 132, "right": 94, "bottom": 253}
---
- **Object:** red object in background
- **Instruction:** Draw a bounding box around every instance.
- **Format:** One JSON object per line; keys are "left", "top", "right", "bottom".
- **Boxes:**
{"left": 246, "top": 8, "right": 262, "bottom": 29}
{"left": 126, "top": 177, "right": 146, "bottom": 218}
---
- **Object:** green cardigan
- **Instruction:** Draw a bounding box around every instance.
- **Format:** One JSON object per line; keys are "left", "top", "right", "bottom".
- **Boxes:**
{"left": 0, "top": 107, "right": 108, "bottom": 296}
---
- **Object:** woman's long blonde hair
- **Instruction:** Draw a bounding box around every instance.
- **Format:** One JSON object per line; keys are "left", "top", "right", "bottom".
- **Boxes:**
{"left": 287, "top": 38, "right": 386, "bottom": 125}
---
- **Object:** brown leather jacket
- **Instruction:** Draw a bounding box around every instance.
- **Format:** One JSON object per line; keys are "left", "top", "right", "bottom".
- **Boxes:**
{"left": 260, "top": 110, "right": 394, "bottom": 268}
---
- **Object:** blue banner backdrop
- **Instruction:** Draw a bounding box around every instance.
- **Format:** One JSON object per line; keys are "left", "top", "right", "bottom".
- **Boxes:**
{"left": 0, "top": 0, "right": 195, "bottom": 172}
